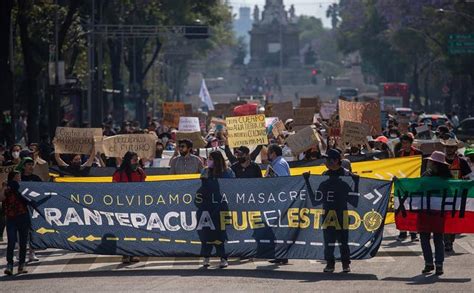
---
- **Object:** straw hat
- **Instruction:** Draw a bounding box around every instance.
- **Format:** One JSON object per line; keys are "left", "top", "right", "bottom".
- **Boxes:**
{"left": 424, "top": 151, "right": 449, "bottom": 165}
{"left": 441, "top": 138, "right": 460, "bottom": 147}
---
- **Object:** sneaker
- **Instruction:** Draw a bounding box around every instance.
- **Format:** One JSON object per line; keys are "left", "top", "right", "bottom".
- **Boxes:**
{"left": 17, "top": 265, "right": 28, "bottom": 275}
{"left": 4, "top": 264, "right": 13, "bottom": 276}
{"left": 435, "top": 265, "right": 444, "bottom": 275}
{"left": 342, "top": 264, "right": 351, "bottom": 273}
{"left": 397, "top": 235, "right": 407, "bottom": 242}
{"left": 444, "top": 244, "right": 454, "bottom": 253}
{"left": 268, "top": 258, "right": 288, "bottom": 264}
{"left": 121, "top": 256, "right": 131, "bottom": 264}
{"left": 130, "top": 256, "right": 140, "bottom": 263}
{"left": 219, "top": 258, "right": 228, "bottom": 268}
{"left": 28, "top": 253, "right": 40, "bottom": 262}
{"left": 411, "top": 235, "right": 419, "bottom": 242}
{"left": 323, "top": 264, "right": 335, "bottom": 273}
{"left": 203, "top": 257, "right": 210, "bottom": 267}
{"left": 422, "top": 264, "right": 434, "bottom": 274}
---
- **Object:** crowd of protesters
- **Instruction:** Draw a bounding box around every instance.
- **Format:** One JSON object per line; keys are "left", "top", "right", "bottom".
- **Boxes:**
{"left": 1, "top": 104, "right": 473, "bottom": 275}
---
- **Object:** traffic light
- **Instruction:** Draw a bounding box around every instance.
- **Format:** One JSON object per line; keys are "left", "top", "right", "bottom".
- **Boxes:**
{"left": 311, "top": 69, "right": 318, "bottom": 84}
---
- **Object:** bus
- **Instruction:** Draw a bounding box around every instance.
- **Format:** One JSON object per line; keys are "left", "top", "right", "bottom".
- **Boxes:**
{"left": 379, "top": 82, "right": 409, "bottom": 108}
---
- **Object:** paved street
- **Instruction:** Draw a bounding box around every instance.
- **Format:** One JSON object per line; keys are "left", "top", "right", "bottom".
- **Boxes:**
{"left": 0, "top": 224, "right": 472, "bottom": 292}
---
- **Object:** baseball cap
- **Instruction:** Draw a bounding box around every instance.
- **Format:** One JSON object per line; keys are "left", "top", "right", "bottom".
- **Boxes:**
{"left": 323, "top": 149, "right": 342, "bottom": 160}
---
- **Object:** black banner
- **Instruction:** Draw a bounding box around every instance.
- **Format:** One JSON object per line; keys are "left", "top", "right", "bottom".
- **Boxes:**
{"left": 22, "top": 175, "right": 391, "bottom": 259}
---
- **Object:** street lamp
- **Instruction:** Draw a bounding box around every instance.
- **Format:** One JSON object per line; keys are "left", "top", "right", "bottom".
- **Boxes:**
{"left": 436, "top": 8, "right": 474, "bottom": 23}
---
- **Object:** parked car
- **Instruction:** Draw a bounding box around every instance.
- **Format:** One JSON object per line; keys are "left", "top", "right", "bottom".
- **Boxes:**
{"left": 418, "top": 114, "right": 449, "bottom": 129}
{"left": 336, "top": 87, "right": 358, "bottom": 100}
{"left": 455, "top": 118, "right": 474, "bottom": 143}
{"left": 395, "top": 107, "right": 413, "bottom": 117}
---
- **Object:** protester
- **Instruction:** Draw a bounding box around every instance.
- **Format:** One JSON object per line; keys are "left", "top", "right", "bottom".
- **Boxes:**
{"left": 266, "top": 144, "right": 290, "bottom": 265}
{"left": 169, "top": 139, "right": 204, "bottom": 175}
{"left": 4, "top": 144, "right": 22, "bottom": 166}
{"left": 17, "top": 157, "right": 42, "bottom": 262}
{"left": 1, "top": 171, "right": 29, "bottom": 275}
{"left": 321, "top": 149, "right": 354, "bottom": 273}
{"left": 229, "top": 146, "right": 262, "bottom": 178}
{"left": 113, "top": 151, "right": 146, "bottom": 263}
{"left": 442, "top": 138, "right": 471, "bottom": 253}
{"left": 54, "top": 147, "right": 97, "bottom": 176}
{"left": 200, "top": 150, "right": 234, "bottom": 268}
{"left": 265, "top": 144, "right": 290, "bottom": 178}
{"left": 419, "top": 151, "right": 452, "bottom": 275}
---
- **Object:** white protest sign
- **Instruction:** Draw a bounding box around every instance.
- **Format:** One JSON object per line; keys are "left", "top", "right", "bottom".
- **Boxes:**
{"left": 285, "top": 126, "right": 320, "bottom": 155}
{"left": 178, "top": 117, "right": 200, "bottom": 132}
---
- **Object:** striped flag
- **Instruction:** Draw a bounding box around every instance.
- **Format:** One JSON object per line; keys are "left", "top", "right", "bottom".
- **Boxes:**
{"left": 395, "top": 177, "right": 474, "bottom": 233}
{"left": 199, "top": 79, "right": 214, "bottom": 111}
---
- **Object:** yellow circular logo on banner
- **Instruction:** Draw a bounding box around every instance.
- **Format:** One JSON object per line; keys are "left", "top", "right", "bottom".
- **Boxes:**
{"left": 363, "top": 210, "right": 383, "bottom": 232}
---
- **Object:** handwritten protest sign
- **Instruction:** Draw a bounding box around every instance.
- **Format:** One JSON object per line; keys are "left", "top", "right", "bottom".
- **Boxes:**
{"left": 413, "top": 139, "right": 444, "bottom": 155}
{"left": 184, "top": 104, "right": 193, "bottom": 115}
{"left": 293, "top": 107, "right": 316, "bottom": 125}
{"left": 100, "top": 134, "right": 157, "bottom": 159}
{"left": 285, "top": 126, "right": 320, "bottom": 155}
{"left": 54, "top": 127, "right": 102, "bottom": 155}
{"left": 226, "top": 114, "right": 268, "bottom": 148}
{"left": 320, "top": 103, "right": 337, "bottom": 120}
{"left": 267, "top": 101, "right": 293, "bottom": 122}
{"left": 272, "top": 120, "right": 285, "bottom": 137}
{"left": 338, "top": 99, "right": 381, "bottom": 135}
{"left": 342, "top": 121, "right": 370, "bottom": 146}
{"left": 0, "top": 165, "right": 17, "bottom": 183}
{"left": 176, "top": 131, "right": 207, "bottom": 148}
{"left": 162, "top": 102, "right": 185, "bottom": 128}
{"left": 300, "top": 97, "right": 321, "bottom": 112}
{"left": 178, "top": 117, "right": 200, "bottom": 132}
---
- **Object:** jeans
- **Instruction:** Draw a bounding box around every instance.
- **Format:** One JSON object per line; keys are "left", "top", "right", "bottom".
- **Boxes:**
{"left": 324, "top": 229, "right": 351, "bottom": 266}
{"left": 420, "top": 232, "right": 444, "bottom": 265}
{"left": 6, "top": 214, "right": 30, "bottom": 266}
{"left": 200, "top": 243, "right": 227, "bottom": 260}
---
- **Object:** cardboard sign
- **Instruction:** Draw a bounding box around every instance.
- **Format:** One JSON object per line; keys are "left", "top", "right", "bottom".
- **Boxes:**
{"left": 175, "top": 131, "right": 207, "bottom": 148}
{"left": 342, "top": 121, "right": 370, "bottom": 146}
{"left": 226, "top": 114, "right": 268, "bottom": 148}
{"left": 293, "top": 107, "right": 316, "bottom": 125}
{"left": 272, "top": 120, "right": 286, "bottom": 137}
{"left": 413, "top": 139, "right": 444, "bottom": 155}
{"left": 320, "top": 103, "right": 337, "bottom": 120}
{"left": 0, "top": 165, "right": 17, "bottom": 184}
{"left": 100, "top": 134, "right": 157, "bottom": 159}
{"left": 54, "top": 127, "right": 102, "bottom": 155}
{"left": 300, "top": 97, "right": 321, "bottom": 111}
{"left": 397, "top": 115, "right": 410, "bottom": 134}
{"left": 267, "top": 101, "right": 293, "bottom": 122}
{"left": 162, "top": 102, "right": 185, "bottom": 128}
{"left": 285, "top": 126, "right": 320, "bottom": 155}
{"left": 33, "top": 160, "right": 50, "bottom": 182}
{"left": 184, "top": 104, "right": 193, "bottom": 116}
{"left": 178, "top": 117, "right": 200, "bottom": 132}
{"left": 338, "top": 99, "right": 381, "bottom": 136}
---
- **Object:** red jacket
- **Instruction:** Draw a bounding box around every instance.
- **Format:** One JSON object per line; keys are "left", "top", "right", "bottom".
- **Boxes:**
{"left": 112, "top": 168, "right": 146, "bottom": 182}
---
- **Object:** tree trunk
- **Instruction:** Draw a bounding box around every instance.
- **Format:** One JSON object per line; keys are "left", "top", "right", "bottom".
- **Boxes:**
{"left": 411, "top": 59, "right": 420, "bottom": 110}
{"left": 0, "top": 0, "right": 15, "bottom": 145}
{"left": 18, "top": 0, "right": 41, "bottom": 143}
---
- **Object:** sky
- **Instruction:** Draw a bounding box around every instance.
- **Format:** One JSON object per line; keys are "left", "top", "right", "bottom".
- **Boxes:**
{"left": 228, "top": 0, "right": 338, "bottom": 28}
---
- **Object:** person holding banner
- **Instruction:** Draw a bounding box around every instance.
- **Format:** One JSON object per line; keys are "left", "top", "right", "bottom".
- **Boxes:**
{"left": 1, "top": 171, "right": 29, "bottom": 275}
{"left": 321, "top": 149, "right": 354, "bottom": 273}
{"left": 396, "top": 134, "right": 421, "bottom": 242}
{"left": 419, "top": 151, "right": 452, "bottom": 275}
{"left": 169, "top": 139, "right": 204, "bottom": 175}
{"left": 113, "top": 151, "right": 146, "bottom": 263}
{"left": 442, "top": 138, "right": 471, "bottom": 253}
{"left": 200, "top": 151, "right": 234, "bottom": 268}
{"left": 54, "top": 147, "right": 96, "bottom": 177}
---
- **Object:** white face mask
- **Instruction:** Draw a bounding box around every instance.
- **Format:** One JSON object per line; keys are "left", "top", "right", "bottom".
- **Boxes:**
{"left": 12, "top": 151, "right": 20, "bottom": 159}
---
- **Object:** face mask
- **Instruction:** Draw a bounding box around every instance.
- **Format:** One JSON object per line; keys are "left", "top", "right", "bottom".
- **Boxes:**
{"left": 390, "top": 133, "right": 397, "bottom": 138}
{"left": 12, "top": 151, "right": 20, "bottom": 159}
{"left": 207, "top": 160, "right": 214, "bottom": 168}
{"left": 237, "top": 157, "right": 247, "bottom": 164}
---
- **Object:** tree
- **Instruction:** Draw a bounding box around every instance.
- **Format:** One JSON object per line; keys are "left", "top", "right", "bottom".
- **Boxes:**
{"left": 326, "top": 3, "right": 340, "bottom": 30}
